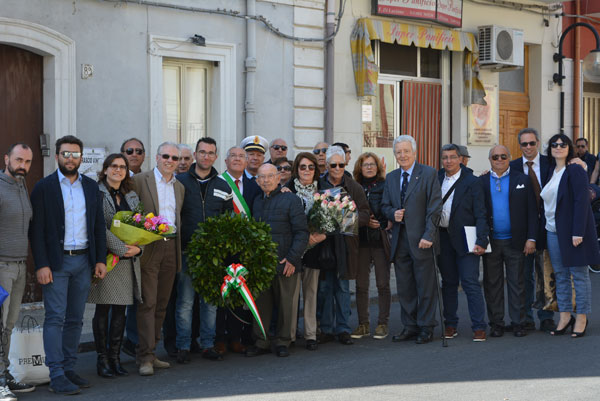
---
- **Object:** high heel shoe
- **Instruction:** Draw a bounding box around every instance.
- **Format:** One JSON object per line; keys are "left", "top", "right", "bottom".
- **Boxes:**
{"left": 550, "top": 316, "right": 575, "bottom": 336}
{"left": 572, "top": 320, "right": 589, "bottom": 338}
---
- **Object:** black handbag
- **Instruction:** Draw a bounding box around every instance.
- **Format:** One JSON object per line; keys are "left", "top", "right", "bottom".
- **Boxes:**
{"left": 317, "top": 237, "right": 336, "bottom": 269}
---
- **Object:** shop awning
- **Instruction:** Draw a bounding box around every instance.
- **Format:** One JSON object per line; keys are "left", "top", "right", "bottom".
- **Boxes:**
{"left": 350, "top": 18, "right": 478, "bottom": 97}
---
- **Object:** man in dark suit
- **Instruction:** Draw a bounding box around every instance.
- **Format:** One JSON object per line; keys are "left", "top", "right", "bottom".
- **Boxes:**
{"left": 214, "top": 146, "right": 261, "bottom": 354}
{"left": 437, "top": 144, "right": 489, "bottom": 342}
{"left": 132, "top": 142, "right": 185, "bottom": 376}
{"left": 509, "top": 128, "right": 555, "bottom": 332}
{"left": 480, "top": 145, "right": 538, "bottom": 338}
{"left": 30, "top": 135, "right": 107, "bottom": 395}
{"left": 381, "top": 135, "right": 442, "bottom": 344}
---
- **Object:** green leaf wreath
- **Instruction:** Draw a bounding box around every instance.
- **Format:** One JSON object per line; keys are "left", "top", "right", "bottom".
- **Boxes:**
{"left": 185, "top": 212, "right": 279, "bottom": 308}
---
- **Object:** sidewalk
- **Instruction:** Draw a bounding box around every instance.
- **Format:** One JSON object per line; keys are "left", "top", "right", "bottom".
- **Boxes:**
{"left": 17, "top": 268, "right": 401, "bottom": 352}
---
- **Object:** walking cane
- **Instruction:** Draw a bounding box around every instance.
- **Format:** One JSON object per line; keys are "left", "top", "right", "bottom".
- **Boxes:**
{"left": 430, "top": 218, "right": 447, "bottom": 347}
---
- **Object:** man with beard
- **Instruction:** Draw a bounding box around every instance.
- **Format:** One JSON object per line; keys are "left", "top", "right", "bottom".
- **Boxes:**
{"left": 30, "top": 136, "right": 107, "bottom": 395}
{"left": 0, "top": 144, "right": 36, "bottom": 398}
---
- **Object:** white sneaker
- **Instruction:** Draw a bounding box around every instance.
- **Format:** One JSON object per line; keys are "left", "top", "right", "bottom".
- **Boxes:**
{"left": 0, "top": 385, "right": 17, "bottom": 401}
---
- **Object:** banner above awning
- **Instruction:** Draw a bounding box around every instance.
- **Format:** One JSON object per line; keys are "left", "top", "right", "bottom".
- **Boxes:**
{"left": 350, "top": 18, "right": 478, "bottom": 97}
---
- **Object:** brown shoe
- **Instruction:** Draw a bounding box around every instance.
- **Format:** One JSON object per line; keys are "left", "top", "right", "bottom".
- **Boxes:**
{"left": 214, "top": 341, "right": 227, "bottom": 355}
{"left": 444, "top": 326, "right": 457, "bottom": 339}
{"left": 473, "top": 330, "right": 487, "bottom": 342}
{"left": 229, "top": 341, "right": 246, "bottom": 354}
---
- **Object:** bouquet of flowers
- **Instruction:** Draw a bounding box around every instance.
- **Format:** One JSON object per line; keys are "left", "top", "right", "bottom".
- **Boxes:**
{"left": 106, "top": 204, "right": 174, "bottom": 271}
{"left": 307, "top": 188, "right": 358, "bottom": 236}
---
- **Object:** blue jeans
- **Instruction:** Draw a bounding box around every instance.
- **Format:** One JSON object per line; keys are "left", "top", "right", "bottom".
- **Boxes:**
{"left": 42, "top": 254, "right": 91, "bottom": 379}
{"left": 175, "top": 262, "right": 216, "bottom": 350}
{"left": 439, "top": 231, "right": 486, "bottom": 331}
{"left": 319, "top": 270, "right": 351, "bottom": 335}
{"left": 523, "top": 252, "right": 554, "bottom": 323}
{"left": 546, "top": 232, "right": 592, "bottom": 314}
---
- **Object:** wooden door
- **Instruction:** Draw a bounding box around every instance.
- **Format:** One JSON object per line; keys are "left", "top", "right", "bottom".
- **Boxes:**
{"left": 499, "top": 46, "right": 529, "bottom": 159}
{"left": 0, "top": 44, "right": 44, "bottom": 302}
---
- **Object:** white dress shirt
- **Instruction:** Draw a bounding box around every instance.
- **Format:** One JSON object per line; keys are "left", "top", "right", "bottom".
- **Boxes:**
{"left": 58, "top": 169, "right": 88, "bottom": 250}
{"left": 153, "top": 167, "right": 177, "bottom": 232}
{"left": 440, "top": 169, "right": 461, "bottom": 228}
{"left": 522, "top": 153, "right": 542, "bottom": 187}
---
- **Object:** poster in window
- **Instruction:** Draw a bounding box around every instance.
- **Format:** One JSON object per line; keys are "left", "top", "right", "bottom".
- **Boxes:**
{"left": 468, "top": 85, "right": 498, "bottom": 146}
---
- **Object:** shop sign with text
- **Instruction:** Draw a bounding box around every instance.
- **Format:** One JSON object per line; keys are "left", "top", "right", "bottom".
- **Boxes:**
{"left": 373, "top": 0, "right": 463, "bottom": 27}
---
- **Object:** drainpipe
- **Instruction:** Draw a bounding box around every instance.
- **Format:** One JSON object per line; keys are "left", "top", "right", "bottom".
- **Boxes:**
{"left": 573, "top": 0, "right": 581, "bottom": 140}
{"left": 245, "top": 0, "right": 257, "bottom": 137}
{"left": 324, "top": 0, "right": 335, "bottom": 144}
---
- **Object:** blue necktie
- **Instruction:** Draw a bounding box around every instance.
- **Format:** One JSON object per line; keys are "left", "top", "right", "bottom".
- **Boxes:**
{"left": 401, "top": 171, "right": 409, "bottom": 208}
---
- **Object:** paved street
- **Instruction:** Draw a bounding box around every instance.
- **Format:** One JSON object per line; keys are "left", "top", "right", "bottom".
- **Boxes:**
{"left": 15, "top": 273, "right": 600, "bottom": 401}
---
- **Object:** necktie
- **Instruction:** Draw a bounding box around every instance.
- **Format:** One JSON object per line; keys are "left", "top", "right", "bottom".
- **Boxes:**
{"left": 526, "top": 161, "right": 541, "bottom": 210}
{"left": 400, "top": 171, "right": 409, "bottom": 208}
{"left": 235, "top": 179, "right": 240, "bottom": 190}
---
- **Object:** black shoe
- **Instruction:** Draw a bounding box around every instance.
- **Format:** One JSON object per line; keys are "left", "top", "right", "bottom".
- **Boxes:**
{"left": 490, "top": 325, "right": 504, "bottom": 337}
{"left": 275, "top": 346, "right": 289, "bottom": 357}
{"left": 190, "top": 339, "right": 202, "bottom": 354}
{"left": 64, "top": 371, "right": 91, "bottom": 388}
{"left": 317, "top": 333, "right": 336, "bottom": 344}
{"left": 107, "top": 308, "right": 129, "bottom": 376}
{"left": 522, "top": 321, "right": 536, "bottom": 331}
{"left": 392, "top": 329, "right": 419, "bottom": 342}
{"left": 305, "top": 339, "right": 318, "bottom": 351}
{"left": 539, "top": 319, "right": 556, "bottom": 333}
{"left": 338, "top": 332, "right": 354, "bottom": 345}
{"left": 108, "top": 358, "right": 129, "bottom": 377}
{"left": 121, "top": 338, "right": 136, "bottom": 357}
{"left": 415, "top": 329, "right": 433, "bottom": 344}
{"left": 177, "top": 349, "right": 191, "bottom": 364}
{"left": 551, "top": 316, "right": 575, "bottom": 336}
{"left": 245, "top": 345, "right": 271, "bottom": 357}
{"left": 572, "top": 320, "right": 589, "bottom": 338}
{"left": 202, "top": 347, "right": 224, "bottom": 361}
{"left": 6, "top": 373, "right": 35, "bottom": 393}
{"left": 96, "top": 355, "right": 115, "bottom": 378}
{"left": 48, "top": 376, "right": 80, "bottom": 395}
{"left": 513, "top": 325, "right": 527, "bottom": 337}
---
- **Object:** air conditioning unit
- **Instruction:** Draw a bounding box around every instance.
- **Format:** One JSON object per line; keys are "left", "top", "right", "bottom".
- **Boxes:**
{"left": 478, "top": 25, "right": 524, "bottom": 69}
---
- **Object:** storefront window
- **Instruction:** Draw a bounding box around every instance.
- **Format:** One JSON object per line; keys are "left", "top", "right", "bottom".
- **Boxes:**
{"left": 420, "top": 46, "right": 440, "bottom": 78}
{"left": 362, "top": 83, "right": 395, "bottom": 148}
{"left": 380, "top": 43, "right": 417, "bottom": 76}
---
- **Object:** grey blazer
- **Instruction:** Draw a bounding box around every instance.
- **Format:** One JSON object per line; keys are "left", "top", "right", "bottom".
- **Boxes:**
{"left": 381, "top": 163, "right": 442, "bottom": 261}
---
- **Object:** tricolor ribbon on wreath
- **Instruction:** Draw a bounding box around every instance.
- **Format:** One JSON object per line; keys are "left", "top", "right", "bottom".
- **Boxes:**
{"left": 220, "top": 263, "right": 266, "bottom": 339}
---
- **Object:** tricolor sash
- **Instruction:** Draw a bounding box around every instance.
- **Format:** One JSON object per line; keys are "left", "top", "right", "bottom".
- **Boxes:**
{"left": 219, "top": 172, "right": 251, "bottom": 217}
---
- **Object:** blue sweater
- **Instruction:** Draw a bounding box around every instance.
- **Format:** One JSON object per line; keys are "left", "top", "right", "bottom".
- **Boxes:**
{"left": 490, "top": 174, "right": 511, "bottom": 239}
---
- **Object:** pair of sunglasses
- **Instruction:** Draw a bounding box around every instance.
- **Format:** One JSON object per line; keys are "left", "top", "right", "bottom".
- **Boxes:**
{"left": 550, "top": 142, "right": 568, "bottom": 149}
{"left": 299, "top": 164, "right": 315, "bottom": 171}
{"left": 491, "top": 154, "right": 508, "bottom": 161}
{"left": 520, "top": 141, "right": 537, "bottom": 148}
{"left": 277, "top": 165, "right": 292, "bottom": 172}
{"left": 271, "top": 145, "right": 288, "bottom": 151}
{"left": 329, "top": 163, "right": 345, "bottom": 169}
{"left": 125, "top": 148, "right": 144, "bottom": 155}
{"left": 161, "top": 154, "right": 180, "bottom": 161}
{"left": 313, "top": 148, "right": 328, "bottom": 155}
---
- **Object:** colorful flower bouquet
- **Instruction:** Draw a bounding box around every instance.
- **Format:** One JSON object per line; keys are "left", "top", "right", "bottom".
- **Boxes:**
{"left": 106, "top": 204, "right": 174, "bottom": 271}
{"left": 307, "top": 188, "right": 358, "bottom": 236}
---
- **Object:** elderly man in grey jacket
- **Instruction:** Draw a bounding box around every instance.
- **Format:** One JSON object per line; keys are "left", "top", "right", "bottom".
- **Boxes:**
{"left": 245, "top": 164, "right": 309, "bottom": 358}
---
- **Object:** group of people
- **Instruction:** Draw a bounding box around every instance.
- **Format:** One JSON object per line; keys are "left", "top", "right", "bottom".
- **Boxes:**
{"left": 0, "top": 128, "right": 597, "bottom": 399}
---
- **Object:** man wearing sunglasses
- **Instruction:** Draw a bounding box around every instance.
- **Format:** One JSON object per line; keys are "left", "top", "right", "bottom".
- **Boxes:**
{"left": 508, "top": 128, "right": 555, "bottom": 333}
{"left": 120, "top": 138, "right": 146, "bottom": 176}
{"left": 30, "top": 135, "right": 107, "bottom": 395}
{"left": 131, "top": 142, "right": 185, "bottom": 376}
{"left": 480, "top": 145, "right": 538, "bottom": 339}
{"left": 266, "top": 138, "right": 288, "bottom": 164}
{"left": 312, "top": 142, "right": 329, "bottom": 174}
{"left": 574, "top": 138, "right": 596, "bottom": 180}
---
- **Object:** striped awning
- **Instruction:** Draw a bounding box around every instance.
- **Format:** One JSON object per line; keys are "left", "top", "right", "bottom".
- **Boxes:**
{"left": 350, "top": 18, "right": 478, "bottom": 97}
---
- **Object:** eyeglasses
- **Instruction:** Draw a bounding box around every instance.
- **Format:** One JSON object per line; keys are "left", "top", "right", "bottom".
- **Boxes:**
{"left": 299, "top": 164, "right": 315, "bottom": 171}
{"left": 257, "top": 173, "right": 279, "bottom": 181}
{"left": 197, "top": 150, "right": 216, "bottom": 158}
{"left": 520, "top": 141, "right": 537, "bottom": 148}
{"left": 277, "top": 165, "right": 292, "bottom": 172}
{"left": 362, "top": 162, "right": 377, "bottom": 168}
{"left": 313, "top": 148, "right": 328, "bottom": 155}
{"left": 550, "top": 142, "right": 568, "bottom": 149}
{"left": 329, "top": 163, "right": 345, "bottom": 169}
{"left": 271, "top": 145, "right": 288, "bottom": 151}
{"left": 441, "top": 155, "right": 459, "bottom": 161}
{"left": 576, "top": 144, "right": 587, "bottom": 149}
{"left": 109, "top": 164, "right": 127, "bottom": 171}
{"left": 161, "top": 154, "right": 180, "bottom": 161}
{"left": 491, "top": 154, "right": 508, "bottom": 161}
{"left": 60, "top": 151, "right": 81, "bottom": 159}
{"left": 125, "top": 148, "right": 144, "bottom": 155}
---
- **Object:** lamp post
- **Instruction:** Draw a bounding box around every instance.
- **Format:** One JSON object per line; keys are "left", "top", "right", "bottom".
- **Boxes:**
{"left": 552, "top": 22, "right": 600, "bottom": 133}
